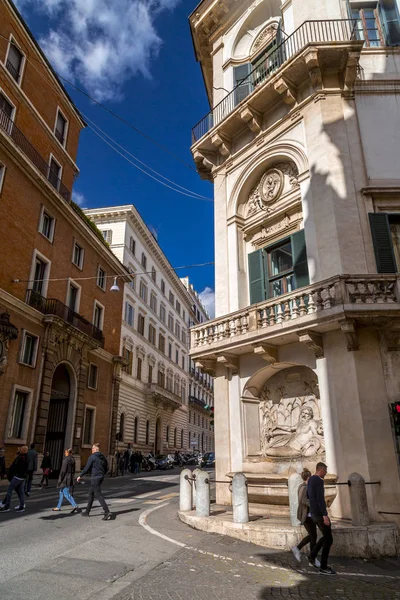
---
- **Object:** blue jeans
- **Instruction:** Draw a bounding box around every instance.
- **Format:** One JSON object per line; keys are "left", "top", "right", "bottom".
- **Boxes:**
{"left": 134, "top": 463, "right": 140, "bottom": 474}
{"left": 57, "top": 487, "right": 78, "bottom": 509}
{"left": 4, "top": 477, "right": 25, "bottom": 509}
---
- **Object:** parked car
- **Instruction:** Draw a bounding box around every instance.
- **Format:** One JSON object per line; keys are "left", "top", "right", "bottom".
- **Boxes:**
{"left": 154, "top": 454, "right": 174, "bottom": 470}
{"left": 201, "top": 452, "right": 215, "bottom": 468}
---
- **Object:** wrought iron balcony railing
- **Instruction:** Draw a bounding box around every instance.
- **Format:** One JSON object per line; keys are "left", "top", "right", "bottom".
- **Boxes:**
{"left": 0, "top": 106, "right": 71, "bottom": 200}
{"left": 6, "top": 59, "right": 20, "bottom": 82}
{"left": 189, "top": 396, "right": 208, "bottom": 409}
{"left": 26, "top": 290, "right": 104, "bottom": 345}
{"left": 192, "top": 19, "right": 358, "bottom": 143}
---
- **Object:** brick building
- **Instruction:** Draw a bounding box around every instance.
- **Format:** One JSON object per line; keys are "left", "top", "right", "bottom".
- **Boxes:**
{"left": 0, "top": 0, "right": 125, "bottom": 473}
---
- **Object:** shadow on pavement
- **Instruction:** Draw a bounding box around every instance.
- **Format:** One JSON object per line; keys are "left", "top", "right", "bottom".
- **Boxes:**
{"left": 38, "top": 507, "right": 141, "bottom": 521}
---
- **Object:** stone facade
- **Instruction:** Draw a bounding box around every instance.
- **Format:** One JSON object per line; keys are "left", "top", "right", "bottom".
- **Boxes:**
{"left": 189, "top": 0, "right": 400, "bottom": 524}
{"left": 0, "top": 0, "right": 124, "bottom": 471}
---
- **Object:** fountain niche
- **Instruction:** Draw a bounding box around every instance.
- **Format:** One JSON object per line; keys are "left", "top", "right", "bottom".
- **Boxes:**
{"left": 238, "top": 366, "right": 337, "bottom": 515}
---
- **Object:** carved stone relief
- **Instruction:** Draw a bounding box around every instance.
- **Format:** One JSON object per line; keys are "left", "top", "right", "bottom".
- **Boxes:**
{"left": 246, "top": 161, "right": 300, "bottom": 218}
{"left": 0, "top": 312, "right": 19, "bottom": 375}
{"left": 258, "top": 367, "right": 325, "bottom": 459}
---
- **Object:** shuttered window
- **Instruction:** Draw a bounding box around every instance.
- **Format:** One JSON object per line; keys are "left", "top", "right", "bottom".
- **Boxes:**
{"left": 248, "top": 230, "right": 310, "bottom": 305}
{"left": 233, "top": 64, "right": 252, "bottom": 106}
{"left": 369, "top": 213, "right": 398, "bottom": 273}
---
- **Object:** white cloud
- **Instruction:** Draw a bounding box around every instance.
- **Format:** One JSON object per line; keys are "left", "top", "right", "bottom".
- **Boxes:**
{"left": 16, "top": 0, "right": 181, "bottom": 101}
{"left": 72, "top": 190, "right": 85, "bottom": 207}
{"left": 199, "top": 287, "right": 215, "bottom": 319}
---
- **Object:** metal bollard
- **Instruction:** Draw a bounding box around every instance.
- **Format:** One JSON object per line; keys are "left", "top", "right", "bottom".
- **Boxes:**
{"left": 179, "top": 468, "right": 193, "bottom": 512}
{"left": 232, "top": 472, "right": 249, "bottom": 524}
{"left": 348, "top": 472, "right": 370, "bottom": 527}
{"left": 192, "top": 467, "right": 202, "bottom": 509}
{"left": 196, "top": 471, "right": 210, "bottom": 518}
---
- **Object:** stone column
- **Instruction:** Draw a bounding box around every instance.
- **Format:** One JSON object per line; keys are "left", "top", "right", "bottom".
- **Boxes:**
{"left": 192, "top": 467, "right": 202, "bottom": 509}
{"left": 288, "top": 472, "right": 303, "bottom": 527}
{"left": 180, "top": 468, "right": 193, "bottom": 512}
{"left": 348, "top": 472, "right": 370, "bottom": 527}
{"left": 232, "top": 473, "right": 249, "bottom": 524}
{"left": 196, "top": 471, "right": 210, "bottom": 518}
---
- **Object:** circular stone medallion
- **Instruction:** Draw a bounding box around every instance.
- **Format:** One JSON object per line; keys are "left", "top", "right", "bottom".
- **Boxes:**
{"left": 259, "top": 168, "right": 284, "bottom": 204}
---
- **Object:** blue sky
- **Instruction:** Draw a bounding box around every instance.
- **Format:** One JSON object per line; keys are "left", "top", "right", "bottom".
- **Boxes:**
{"left": 15, "top": 0, "right": 216, "bottom": 315}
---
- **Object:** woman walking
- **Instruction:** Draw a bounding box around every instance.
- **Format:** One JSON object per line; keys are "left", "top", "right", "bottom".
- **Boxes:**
{"left": 291, "top": 468, "right": 321, "bottom": 568}
{"left": 52, "top": 449, "right": 80, "bottom": 513}
{"left": 40, "top": 451, "right": 52, "bottom": 488}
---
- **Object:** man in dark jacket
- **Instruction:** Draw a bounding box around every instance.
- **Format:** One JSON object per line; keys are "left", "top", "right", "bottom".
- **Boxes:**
{"left": 0, "top": 445, "right": 29, "bottom": 513}
{"left": 307, "top": 462, "right": 335, "bottom": 575}
{"left": 25, "top": 443, "right": 38, "bottom": 496}
{"left": 77, "top": 443, "right": 113, "bottom": 520}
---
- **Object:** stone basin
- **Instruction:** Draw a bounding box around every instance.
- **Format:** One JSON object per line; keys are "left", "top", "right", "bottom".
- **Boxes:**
{"left": 226, "top": 472, "right": 338, "bottom": 516}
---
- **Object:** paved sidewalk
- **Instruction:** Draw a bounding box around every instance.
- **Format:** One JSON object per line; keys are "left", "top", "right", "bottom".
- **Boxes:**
{"left": 120, "top": 501, "right": 400, "bottom": 600}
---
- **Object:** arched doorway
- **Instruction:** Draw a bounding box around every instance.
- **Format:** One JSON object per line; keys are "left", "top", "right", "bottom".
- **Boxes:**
{"left": 155, "top": 418, "right": 162, "bottom": 454}
{"left": 45, "top": 364, "right": 72, "bottom": 475}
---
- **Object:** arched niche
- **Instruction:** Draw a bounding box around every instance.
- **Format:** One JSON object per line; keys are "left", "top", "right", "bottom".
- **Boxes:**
{"left": 231, "top": 1, "right": 282, "bottom": 61}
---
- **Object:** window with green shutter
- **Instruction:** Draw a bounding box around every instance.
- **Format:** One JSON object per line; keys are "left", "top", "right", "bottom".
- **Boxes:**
{"left": 248, "top": 230, "right": 310, "bottom": 305}
{"left": 233, "top": 64, "right": 252, "bottom": 106}
{"left": 369, "top": 212, "right": 398, "bottom": 273}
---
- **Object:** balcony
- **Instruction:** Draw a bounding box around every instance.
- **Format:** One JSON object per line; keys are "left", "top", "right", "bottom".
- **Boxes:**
{"left": 26, "top": 290, "right": 104, "bottom": 346}
{"left": 6, "top": 59, "right": 20, "bottom": 83}
{"left": 190, "top": 275, "right": 400, "bottom": 365}
{"left": 147, "top": 383, "right": 182, "bottom": 411}
{"left": 0, "top": 106, "right": 71, "bottom": 201}
{"left": 189, "top": 396, "right": 209, "bottom": 411}
{"left": 192, "top": 19, "right": 362, "bottom": 149}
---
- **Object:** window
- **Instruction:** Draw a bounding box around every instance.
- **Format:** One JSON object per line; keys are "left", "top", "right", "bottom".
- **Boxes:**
{"left": 380, "top": 0, "right": 400, "bottom": 46}
{"left": 181, "top": 429, "right": 184, "bottom": 448}
{"left": 0, "top": 92, "right": 13, "bottom": 123}
{"left": 134, "top": 417, "right": 139, "bottom": 444}
{"left": 101, "top": 229, "right": 113, "bottom": 244}
{"left": 181, "top": 356, "right": 185, "bottom": 370}
{"left": 6, "top": 41, "right": 23, "bottom": 82}
{"left": 169, "top": 291, "right": 174, "bottom": 305}
{"left": 175, "top": 349, "right": 179, "bottom": 364}
{"left": 138, "top": 313, "right": 145, "bottom": 335}
{"left": 48, "top": 156, "right": 61, "bottom": 190}
{"left": 141, "top": 253, "right": 147, "bottom": 269}
{"left": 146, "top": 420, "right": 150, "bottom": 445}
{"left": 88, "top": 364, "right": 98, "bottom": 389}
{"left": 55, "top": 109, "right": 67, "bottom": 146}
{"left": 158, "top": 370, "right": 165, "bottom": 387}
{"left": 0, "top": 162, "right": 5, "bottom": 195}
{"left": 161, "top": 279, "right": 165, "bottom": 294}
{"left": 128, "top": 267, "right": 135, "bottom": 290}
{"left": 83, "top": 406, "right": 95, "bottom": 446}
{"left": 39, "top": 209, "right": 55, "bottom": 241}
{"left": 168, "top": 313, "right": 174, "bottom": 331}
{"left": 175, "top": 322, "right": 181, "bottom": 339}
{"left": 166, "top": 425, "right": 169, "bottom": 445}
{"left": 93, "top": 302, "right": 104, "bottom": 330}
{"left": 32, "top": 256, "right": 48, "bottom": 295}
{"left": 158, "top": 333, "right": 165, "bottom": 353}
{"left": 137, "top": 357, "right": 142, "bottom": 380}
{"left": 181, "top": 385, "right": 186, "bottom": 402}
{"left": 9, "top": 389, "right": 29, "bottom": 439}
{"left": 248, "top": 230, "right": 309, "bottom": 304}
{"left": 119, "top": 413, "right": 125, "bottom": 442}
{"left": 168, "top": 343, "right": 172, "bottom": 359}
{"left": 176, "top": 300, "right": 181, "bottom": 315}
{"left": 139, "top": 281, "right": 148, "bottom": 302}
{"left": 166, "top": 373, "right": 173, "bottom": 391}
{"left": 369, "top": 212, "right": 400, "bottom": 272}
{"left": 67, "top": 282, "right": 80, "bottom": 312}
{"left": 182, "top": 330, "right": 187, "bottom": 345}
{"left": 183, "top": 310, "right": 186, "bottom": 322}
{"left": 174, "top": 428, "right": 177, "bottom": 448}
{"left": 125, "top": 301, "right": 134, "bottom": 326}
{"left": 150, "top": 293, "right": 157, "bottom": 312}
{"left": 151, "top": 266, "right": 156, "bottom": 282}
{"left": 19, "top": 331, "right": 38, "bottom": 366}
{"left": 129, "top": 236, "right": 136, "bottom": 255}
{"left": 148, "top": 364, "right": 153, "bottom": 383}
{"left": 72, "top": 241, "right": 84, "bottom": 269}
{"left": 148, "top": 324, "right": 156, "bottom": 345}
{"left": 123, "top": 347, "right": 133, "bottom": 375}
{"left": 160, "top": 304, "right": 166, "bottom": 323}
{"left": 97, "top": 266, "right": 106, "bottom": 290}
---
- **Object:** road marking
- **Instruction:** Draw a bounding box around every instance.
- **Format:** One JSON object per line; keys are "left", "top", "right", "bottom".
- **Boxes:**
{"left": 134, "top": 491, "right": 162, "bottom": 499}
{"left": 138, "top": 503, "right": 185, "bottom": 547}
{"left": 157, "top": 493, "right": 180, "bottom": 499}
{"left": 143, "top": 499, "right": 168, "bottom": 505}
{"left": 134, "top": 475, "right": 179, "bottom": 483}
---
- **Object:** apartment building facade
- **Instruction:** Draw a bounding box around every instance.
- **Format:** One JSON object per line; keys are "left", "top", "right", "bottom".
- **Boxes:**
{"left": 85, "top": 205, "right": 202, "bottom": 455}
{"left": 189, "top": 0, "right": 400, "bottom": 522}
{"left": 0, "top": 0, "right": 125, "bottom": 472}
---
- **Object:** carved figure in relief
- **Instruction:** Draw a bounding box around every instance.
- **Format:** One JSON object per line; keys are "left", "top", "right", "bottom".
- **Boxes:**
{"left": 260, "top": 169, "right": 284, "bottom": 203}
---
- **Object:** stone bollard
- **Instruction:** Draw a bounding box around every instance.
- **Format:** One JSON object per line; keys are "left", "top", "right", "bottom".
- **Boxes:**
{"left": 348, "top": 472, "right": 370, "bottom": 527}
{"left": 179, "top": 468, "right": 193, "bottom": 512}
{"left": 232, "top": 472, "right": 249, "bottom": 524}
{"left": 192, "top": 467, "right": 202, "bottom": 509}
{"left": 196, "top": 471, "right": 210, "bottom": 518}
{"left": 288, "top": 472, "right": 303, "bottom": 527}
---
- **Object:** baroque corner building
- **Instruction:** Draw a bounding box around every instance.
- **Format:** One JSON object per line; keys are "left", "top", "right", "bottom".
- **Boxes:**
{"left": 0, "top": 0, "right": 125, "bottom": 472}
{"left": 189, "top": 0, "right": 400, "bottom": 523}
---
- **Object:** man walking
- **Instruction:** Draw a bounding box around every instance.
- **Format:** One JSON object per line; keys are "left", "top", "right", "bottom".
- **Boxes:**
{"left": 77, "top": 443, "right": 113, "bottom": 520}
{"left": 0, "top": 445, "right": 28, "bottom": 513}
{"left": 25, "top": 443, "right": 38, "bottom": 496}
{"left": 308, "top": 462, "right": 336, "bottom": 575}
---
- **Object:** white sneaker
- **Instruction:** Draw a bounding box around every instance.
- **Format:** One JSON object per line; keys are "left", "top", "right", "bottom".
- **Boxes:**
{"left": 315, "top": 558, "right": 321, "bottom": 568}
{"left": 14, "top": 506, "right": 25, "bottom": 513}
{"left": 0, "top": 502, "right": 5, "bottom": 508}
{"left": 291, "top": 546, "right": 301, "bottom": 563}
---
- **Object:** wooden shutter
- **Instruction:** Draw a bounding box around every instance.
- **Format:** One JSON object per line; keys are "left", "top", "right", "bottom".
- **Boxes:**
{"left": 291, "top": 229, "right": 310, "bottom": 289}
{"left": 234, "top": 64, "right": 252, "bottom": 106}
{"left": 248, "top": 249, "right": 268, "bottom": 305}
{"left": 369, "top": 213, "right": 397, "bottom": 273}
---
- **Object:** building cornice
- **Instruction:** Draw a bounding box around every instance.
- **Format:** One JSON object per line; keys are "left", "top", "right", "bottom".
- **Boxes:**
{"left": 0, "top": 288, "right": 43, "bottom": 324}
